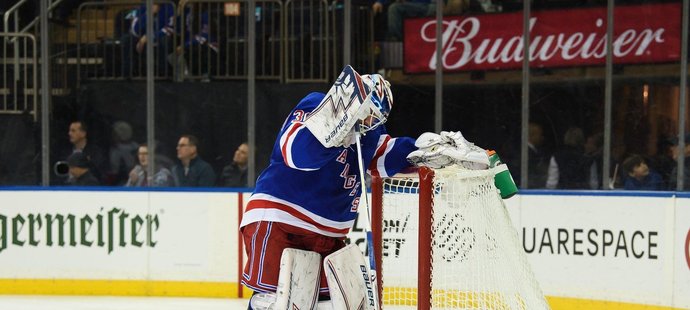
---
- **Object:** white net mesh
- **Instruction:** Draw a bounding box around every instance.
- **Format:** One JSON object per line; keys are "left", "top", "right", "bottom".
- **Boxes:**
{"left": 378, "top": 166, "right": 549, "bottom": 310}
{"left": 379, "top": 176, "right": 421, "bottom": 308}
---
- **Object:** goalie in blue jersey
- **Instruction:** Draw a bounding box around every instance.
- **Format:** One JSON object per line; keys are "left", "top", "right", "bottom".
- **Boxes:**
{"left": 239, "top": 66, "right": 419, "bottom": 309}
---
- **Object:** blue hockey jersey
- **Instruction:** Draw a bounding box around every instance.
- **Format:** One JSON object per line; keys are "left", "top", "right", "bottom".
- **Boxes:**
{"left": 240, "top": 92, "right": 417, "bottom": 237}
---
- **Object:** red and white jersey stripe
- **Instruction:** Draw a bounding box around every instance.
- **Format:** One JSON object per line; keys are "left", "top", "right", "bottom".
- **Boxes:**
{"left": 279, "top": 122, "right": 317, "bottom": 171}
{"left": 241, "top": 194, "right": 356, "bottom": 237}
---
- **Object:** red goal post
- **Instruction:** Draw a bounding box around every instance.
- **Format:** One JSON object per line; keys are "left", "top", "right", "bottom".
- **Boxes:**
{"left": 371, "top": 166, "right": 549, "bottom": 310}
{"left": 372, "top": 167, "right": 434, "bottom": 310}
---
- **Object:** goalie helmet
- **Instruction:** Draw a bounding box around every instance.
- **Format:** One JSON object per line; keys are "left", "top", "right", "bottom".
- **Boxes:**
{"left": 359, "top": 73, "right": 393, "bottom": 133}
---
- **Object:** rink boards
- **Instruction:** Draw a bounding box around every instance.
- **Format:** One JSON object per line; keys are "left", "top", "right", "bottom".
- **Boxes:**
{"left": 508, "top": 191, "right": 690, "bottom": 310}
{"left": 0, "top": 187, "right": 688, "bottom": 309}
{"left": 0, "top": 188, "right": 247, "bottom": 298}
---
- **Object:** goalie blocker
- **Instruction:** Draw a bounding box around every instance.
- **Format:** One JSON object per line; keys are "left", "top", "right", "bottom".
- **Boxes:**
{"left": 304, "top": 65, "right": 393, "bottom": 148}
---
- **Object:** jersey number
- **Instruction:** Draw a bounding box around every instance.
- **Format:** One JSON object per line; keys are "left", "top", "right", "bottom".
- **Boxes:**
{"left": 351, "top": 197, "right": 360, "bottom": 212}
{"left": 292, "top": 110, "right": 307, "bottom": 123}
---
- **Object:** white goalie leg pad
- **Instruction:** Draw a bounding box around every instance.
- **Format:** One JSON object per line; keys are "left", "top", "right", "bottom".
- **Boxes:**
{"left": 324, "top": 244, "right": 377, "bottom": 310}
{"left": 274, "top": 248, "right": 322, "bottom": 310}
{"left": 251, "top": 292, "right": 331, "bottom": 310}
{"left": 316, "top": 300, "right": 334, "bottom": 310}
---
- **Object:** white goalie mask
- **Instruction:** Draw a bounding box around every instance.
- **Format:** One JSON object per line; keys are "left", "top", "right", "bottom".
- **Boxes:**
{"left": 358, "top": 73, "right": 394, "bottom": 133}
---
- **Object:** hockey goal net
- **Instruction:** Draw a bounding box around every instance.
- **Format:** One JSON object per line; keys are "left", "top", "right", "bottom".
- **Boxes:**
{"left": 371, "top": 166, "right": 549, "bottom": 310}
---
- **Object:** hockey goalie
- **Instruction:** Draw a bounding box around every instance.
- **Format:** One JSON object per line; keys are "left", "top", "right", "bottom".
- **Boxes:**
{"left": 239, "top": 65, "right": 489, "bottom": 310}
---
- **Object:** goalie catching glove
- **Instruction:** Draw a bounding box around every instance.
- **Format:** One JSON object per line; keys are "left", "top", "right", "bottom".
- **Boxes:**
{"left": 407, "top": 131, "right": 490, "bottom": 169}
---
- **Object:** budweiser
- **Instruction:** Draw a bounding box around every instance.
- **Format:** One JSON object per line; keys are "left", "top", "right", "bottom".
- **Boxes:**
{"left": 422, "top": 17, "right": 665, "bottom": 70}
{"left": 404, "top": 3, "right": 680, "bottom": 72}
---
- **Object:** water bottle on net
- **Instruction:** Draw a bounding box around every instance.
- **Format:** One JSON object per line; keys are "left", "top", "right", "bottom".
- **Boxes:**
{"left": 487, "top": 150, "right": 518, "bottom": 199}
